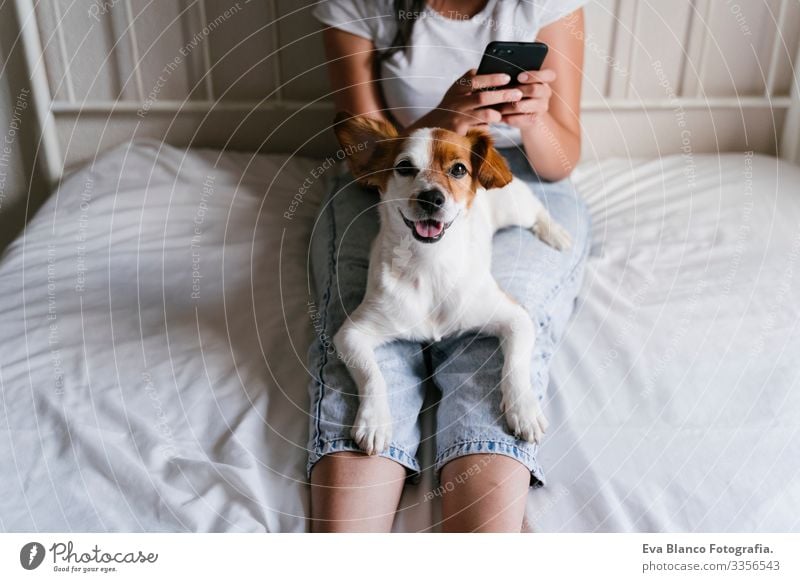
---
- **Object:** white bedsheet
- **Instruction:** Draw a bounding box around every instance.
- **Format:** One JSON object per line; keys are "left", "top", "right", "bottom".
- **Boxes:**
{"left": 1, "top": 141, "right": 798, "bottom": 532}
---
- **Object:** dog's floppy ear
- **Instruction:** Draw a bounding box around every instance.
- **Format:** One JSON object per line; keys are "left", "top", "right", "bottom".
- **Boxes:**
{"left": 333, "top": 111, "right": 399, "bottom": 189}
{"left": 467, "top": 128, "right": 513, "bottom": 190}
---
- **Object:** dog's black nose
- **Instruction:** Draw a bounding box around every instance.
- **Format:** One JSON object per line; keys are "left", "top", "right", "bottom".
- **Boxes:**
{"left": 416, "top": 189, "right": 445, "bottom": 211}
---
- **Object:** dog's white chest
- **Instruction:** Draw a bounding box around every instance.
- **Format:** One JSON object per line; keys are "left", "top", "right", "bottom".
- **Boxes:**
{"left": 380, "top": 267, "right": 470, "bottom": 342}
{"left": 417, "top": 290, "right": 462, "bottom": 342}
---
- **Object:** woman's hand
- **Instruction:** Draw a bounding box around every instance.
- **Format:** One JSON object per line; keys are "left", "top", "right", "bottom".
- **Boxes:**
{"left": 409, "top": 69, "right": 524, "bottom": 135}
{"left": 496, "top": 69, "right": 557, "bottom": 129}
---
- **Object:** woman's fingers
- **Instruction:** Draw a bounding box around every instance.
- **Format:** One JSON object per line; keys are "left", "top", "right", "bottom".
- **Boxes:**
{"left": 516, "top": 82, "right": 552, "bottom": 100}
{"left": 453, "top": 69, "right": 512, "bottom": 93}
{"left": 466, "top": 107, "right": 503, "bottom": 125}
{"left": 451, "top": 68, "right": 525, "bottom": 100}
{"left": 450, "top": 106, "right": 502, "bottom": 134}
{"left": 443, "top": 67, "right": 548, "bottom": 130}
{"left": 495, "top": 94, "right": 550, "bottom": 116}
{"left": 469, "top": 72, "right": 512, "bottom": 91}
{"left": 496, "top": 70, "right": 554, "bottom": 117}
{"left": 517, "top": 68, "right": 557, "bottom": 84}
{"left": 449, "top": 69, "right": 477, "bottom": 95}
{"left": 464, "top": 87, "right": 523, "bottom": 109}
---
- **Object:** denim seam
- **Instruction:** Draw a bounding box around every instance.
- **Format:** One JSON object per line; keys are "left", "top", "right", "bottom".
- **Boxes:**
{"left": 435, "top": 437, "right": 536, "bottom": 462}
{"left": 311, "top": 181, "right": 340, "bottom": 452}
{"left": 533, "top": 238, "right": 590, "bottom": 374}
{"left": 539, "top": 228, "right": 591, "bottom": 308}
{"left": 434, "top": 438, "right": 546, "bottom": 486}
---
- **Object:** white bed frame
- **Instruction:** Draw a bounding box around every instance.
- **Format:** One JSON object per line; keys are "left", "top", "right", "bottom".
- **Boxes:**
{"left": 12, "top": 0, "right": 800, "bottom": 189}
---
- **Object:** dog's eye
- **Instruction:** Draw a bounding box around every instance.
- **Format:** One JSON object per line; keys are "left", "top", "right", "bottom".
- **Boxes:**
{"left": 395, "top": 160, "right": 418, "bottom": 177}
{"left": 449, "top": 162, "right": 468, "bottom": 179}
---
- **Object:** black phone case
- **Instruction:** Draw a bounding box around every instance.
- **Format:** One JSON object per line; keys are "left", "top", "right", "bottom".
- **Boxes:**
{"left": 476, "top": 41, "right": 549, "bottom": 87}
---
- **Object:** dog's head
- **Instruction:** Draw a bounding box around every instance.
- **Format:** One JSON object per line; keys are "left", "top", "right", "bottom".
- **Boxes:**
{"left": 334, "top": 112, "right": 512, "bottom": 244}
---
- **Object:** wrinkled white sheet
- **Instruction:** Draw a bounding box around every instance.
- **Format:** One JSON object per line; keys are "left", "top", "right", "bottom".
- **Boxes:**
{"left": 1, "top": 141, "right": 798, "bottom": 532}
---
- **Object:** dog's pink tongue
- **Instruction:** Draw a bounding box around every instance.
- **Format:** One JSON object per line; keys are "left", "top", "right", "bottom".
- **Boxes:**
{"left": 415, "top": 220, "right": 443, "bottom": 238}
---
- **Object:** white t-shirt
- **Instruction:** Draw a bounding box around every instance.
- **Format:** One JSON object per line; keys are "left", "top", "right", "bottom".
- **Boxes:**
{"left": 313, "top": 0, "right": 587, "bottom": 146}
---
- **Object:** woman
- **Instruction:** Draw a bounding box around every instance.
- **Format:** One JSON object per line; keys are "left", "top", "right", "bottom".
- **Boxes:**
{"left": 307, "top": 0, "right": 590, "bottom": 532}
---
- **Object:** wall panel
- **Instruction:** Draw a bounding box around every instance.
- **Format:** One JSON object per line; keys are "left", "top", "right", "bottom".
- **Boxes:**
{"left": 21, "top": 0, "right": 799, "bottom": 170}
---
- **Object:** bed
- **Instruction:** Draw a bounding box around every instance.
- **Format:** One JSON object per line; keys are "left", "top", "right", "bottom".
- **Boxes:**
{"left": 1, "top": 140, "right": 798, "bottom": 532}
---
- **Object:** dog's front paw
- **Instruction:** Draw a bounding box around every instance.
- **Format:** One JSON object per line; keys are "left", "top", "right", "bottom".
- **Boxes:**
{"left": 351, "top": 402, "right": 393, "bottom": 455}
{"left": 501, "top": 390, "right": 549, "bottom": 444}
{"left": 534, "top": 220, "right": 572, "bottom": 251}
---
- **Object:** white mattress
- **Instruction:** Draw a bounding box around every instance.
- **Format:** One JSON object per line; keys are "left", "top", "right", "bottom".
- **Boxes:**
{"left": 1, "top": 140, "right": 798, "bottom": 532}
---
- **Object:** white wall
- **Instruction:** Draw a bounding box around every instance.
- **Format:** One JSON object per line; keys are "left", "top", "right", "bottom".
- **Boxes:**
{"left": 29, "top": 0, "right": 799, "bottom": 172}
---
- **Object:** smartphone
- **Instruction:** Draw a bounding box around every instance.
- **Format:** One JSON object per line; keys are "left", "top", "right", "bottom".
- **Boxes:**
{"left": 476, "top": 41, "right": 549, "bottom": 87}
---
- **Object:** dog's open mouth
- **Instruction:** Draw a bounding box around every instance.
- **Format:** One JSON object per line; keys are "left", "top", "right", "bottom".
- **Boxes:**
{"left": 400, "top": 211, "right": 453, "bottom": 243}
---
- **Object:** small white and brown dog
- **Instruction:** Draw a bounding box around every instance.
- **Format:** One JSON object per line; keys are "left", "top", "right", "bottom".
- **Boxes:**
{"left": 332, "top": 112, "right": 571, "bottom": 455}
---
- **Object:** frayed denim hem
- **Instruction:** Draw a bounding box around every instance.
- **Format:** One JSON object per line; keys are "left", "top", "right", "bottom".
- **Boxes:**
{"left": 434, "top": 438, "right": 546, "bottom": 489}
{"left": 307, "top": 438, "right": 420, "bottom": 480}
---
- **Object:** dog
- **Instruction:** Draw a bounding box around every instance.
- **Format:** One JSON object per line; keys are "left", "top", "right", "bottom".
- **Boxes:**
{"left": 332, "top": 112, "right": 572, "bottom": 455}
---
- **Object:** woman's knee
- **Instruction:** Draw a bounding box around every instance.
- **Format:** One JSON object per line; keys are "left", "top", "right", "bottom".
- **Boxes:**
{"left": 439, "top": 454, "right": 531, "bottom": 532}
{"left": 310, "top": 452, "right": 406, "bottom": 532}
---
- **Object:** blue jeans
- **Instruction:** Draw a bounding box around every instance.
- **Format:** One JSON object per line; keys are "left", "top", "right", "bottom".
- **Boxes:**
{"left": 306, "top": 147, "right": 591, "bottom": 486}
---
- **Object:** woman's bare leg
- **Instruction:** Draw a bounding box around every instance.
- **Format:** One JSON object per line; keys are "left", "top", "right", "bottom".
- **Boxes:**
{"left": 439, "top": 454, "right": 531, "bottom": 532}
{"left": 310, "top": 452, "right": 406, "bottom": 532}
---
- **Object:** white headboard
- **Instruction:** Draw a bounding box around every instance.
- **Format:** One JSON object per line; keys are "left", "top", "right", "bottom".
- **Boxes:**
{"left": 14, "top": 0, "right": 800, "bottom": 187}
